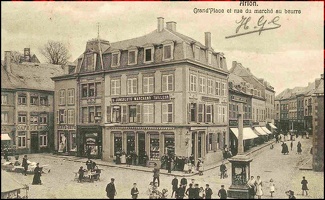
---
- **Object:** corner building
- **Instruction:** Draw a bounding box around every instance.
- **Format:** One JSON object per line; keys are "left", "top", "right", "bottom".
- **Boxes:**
{"left": 102, "top": 18, "right": 229, "bottom": 166}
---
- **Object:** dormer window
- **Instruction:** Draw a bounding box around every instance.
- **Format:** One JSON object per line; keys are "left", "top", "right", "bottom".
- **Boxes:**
{"left": 128, "top": 49, "right": 137, "bottom": 65}
{"left": 163, "top": 42, "right": 173, "bottom": 61}
{"left": 86, "top": 53, "right": 94, "bottom": 71}
{"left": 195, "top": 46, "right": 200, "bottom": 61}
{"left": 208, "top": 51, "right": 212, "bottom": 65}
{"left": 144, "top": 47, "right": 154, "bottom": 63}
{"left": 111, "top": 52, "right": 120, "bottom": 67}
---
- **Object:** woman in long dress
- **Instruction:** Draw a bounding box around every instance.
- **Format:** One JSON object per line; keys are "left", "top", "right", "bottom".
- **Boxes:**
{"left": 255, "top": 176, "right": 263, "bottom": 199}
{"left": 32, "top": 163, "right": 42, "bottom": 185}
{"left": 247, "top": 176, "right": 256, "bottom": 199}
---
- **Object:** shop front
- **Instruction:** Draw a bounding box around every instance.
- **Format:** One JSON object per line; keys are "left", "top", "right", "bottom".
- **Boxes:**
{"left": 78, "top": 126, "right": 102, "bottom": 159}
{"left": 57, "top": 125, "right": 77, "bottom": 155}
{"left": 230, "top": 127, "right": 259, "bottom": 154}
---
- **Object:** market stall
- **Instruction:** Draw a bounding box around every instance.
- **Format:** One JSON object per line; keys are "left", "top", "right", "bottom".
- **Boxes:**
{"left": 1, "top": 170, "right": 29, "bottom": 199}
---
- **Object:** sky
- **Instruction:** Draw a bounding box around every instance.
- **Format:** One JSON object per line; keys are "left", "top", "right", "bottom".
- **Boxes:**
{"left": 1, "top": 1, "right": 324, "bottom": 95}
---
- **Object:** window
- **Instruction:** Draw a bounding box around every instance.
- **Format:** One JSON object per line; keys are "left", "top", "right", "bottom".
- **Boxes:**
{"left": 190, "top": 74, "right": 197, "bottom": 92}
{"left": 82, "top": 107, "right": 87, "bottom": 123}
{"left": 162, "top": 103, "right": 173, "bottom": 123}
{"left": 40, "top": 134, "right": 47, "bottom": 146}
{"left": 30, "top": 95, "right": 39, "bottom": 105}
{"left": 18, "top": 132, "right": 26, "bottom": 148}
{"left": 150, "top": 134, "right": 160, "bottom": 160}
{"left": 39, "top": 114, "right": 48, "bottom": 124}
{"left": 112, "top": 106, "right": 121, "bottom": 123}
{"left": 70, "top": 132, "right": 77, "bottom": 151}
{"left": 67, "top": 89, "right": 75, "bottom": 105}
{"left": 143, "top": 104, "right": 154, "bottom": 123}
{"left": 128, "top": 50, "right": 137, "bottom": 65}
{"left": 1, "top": 112, "right": 8, "bottom": 124}
{"left": 29, "top": 113, "right": 38, "bottom": 124}
{"left": 162, "top": 74, "right": 173, "bottom": 92}
{"left": 67, "top": 110, "right": 75, "bottom": 124}
{"left": 82, "top": 83, "right": 101, "bottom": 97}
{"left": 216, "top": 81, "right": 220, "bottom": 95}
{"left": 40, "top": 96, "right": 48, "bottom": 106}
{"left": 58, "top": 109, "right": 66, "bottom": 124}
{"left": 143, "top": 76, "right": 154, "bottom": 94}
{"left": 217, "top": 105, "right": 222, "bottom": 123}
{"left": 198, "top": 104, "right": 204, "bottom": 123}
{"left": 82, "top": 84, "right": 88, "bottom": 97}
{"left": 207, "top": 79, "right": 213, "bottom": 94}
{"left": 18, "top": 93, "right": 27, "bottom": 105}
{"left": 95, "top": 106, "right": 101, "bottom": 123}
{"left": 111, "top": 79, "right": 121, "bottom": 95}
{"left": 206, "top": 104, "right": 213, "bottom": 123}
{"left": 112, "top": 52, "right": 120, "bottom": 67}
{"left": 199, "top": 77, "right": 206, "bottom": 93}
{"left": 1, "top": 95, "right": 8, "bottom": 105}
{"left": 89, "top": 107, "right": 95, "bottom": 123}
{"left": 85, "top": 54, "right": 94, "bottom": 71}
{"left": 144, "top": 47, "right": 154, "bottom": 63}
{"left": 208, "top": 133, "right": 213, "bottom": 151}
{"left": 127, "top": 78, "right": 138, "bottom": 94}
{"left": 195, "top": 46, "right": 200, "bottom": 61}
{"left": 208, "top": 52, "right": 212, "bottom": 65}
{"left": 89, "top": 83, "right": 95, "bottom": 97}
{"left": 18, "top": 113, "right": 27, "bottom": 124}
{"left": 163, "top": 44, "right": 172, "bottom": 60}
{"left": 221, "top": 82, "right": 226, "bottom": 96}
{"left": 190, "top": 103, "right": 197, "bottom": 122}
{"left": 59, "top": 90, "right": 65, "bottom": 105}
{"left": 129, "top": 105, "right": 137, "bottom": 123}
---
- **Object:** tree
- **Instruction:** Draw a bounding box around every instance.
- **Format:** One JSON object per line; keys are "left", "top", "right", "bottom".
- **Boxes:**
{"left": 10, "top": 51, "right": 23, "bottom": 64}
{"left": 40, "top": 41, "right": 71, "bottom": 65}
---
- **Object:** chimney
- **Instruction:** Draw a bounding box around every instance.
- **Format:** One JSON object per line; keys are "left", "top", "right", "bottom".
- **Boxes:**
{"left": 157, "top": 17, "right": 164, "bottom": 32}
{"left": 166, "top": 21, "right": 177, "bottom": 32}
{"left": 4, "top": 51, "right": 12, "bottom": 73}
{"left": 205, "top": 32, "right": 211, "bottom": 49}
{"left": 232, "top": 61, "right": 237, "bottom": 69}
{"left": 24, "top": 48, "right": 31, "bottom": 62}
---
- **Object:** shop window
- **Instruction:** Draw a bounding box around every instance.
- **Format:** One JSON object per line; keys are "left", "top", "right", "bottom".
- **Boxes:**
{"left": 18, "top": 112, "right": 27, "bottom": 124}
{"left": 18, "top": 93, "right": 27, "bottom": 105}
{"left": 30, "top": 95, "right": 39, "bottom": 106}
{"left": 58, "top": 132, "right": 67, "bottom": 153}
{"left": 18, "top": 132, "right": 26, "bottom": 148}
{"left": 190, "top": 103, "right": 197, "bottom": 122}
{"left": 39, "top": 113, "right": 48, "bottom": 124}
{"left": 40, "top": 134, "right": 47, "bottom": 146}
{"left": 114, "top": 133, "right": 122, "bottom": 155}
{"left": 40, "top": 96, "right": 49, "bottom": 106}
{"left": 70, "top": 132, "right": 77, "bottom": 151}
{"left": 127, "top": 133, "right": 135, "bottom": 154}
{"left": 164, "top": 134, "right": 175, "bottom": 155}
{"left": 150, "top": 134, "right": 160, "bottom": 160}
{"left": 162, "top": 74, "right": 173, "bottom": 92}
{"left": 162, "top": 103, "right": 173, "bottom": 123}
{"left": 129, "top": 105, "right": 137, "bottom": 123}
{"left": 1, "top": 112, "right": 8, "bottom": 124}
{"left": 112, "top": 106, "right": 121, "bottom": 123}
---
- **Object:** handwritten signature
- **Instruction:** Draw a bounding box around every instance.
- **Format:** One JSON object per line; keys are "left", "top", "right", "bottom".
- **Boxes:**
{"left": 225, "top": 15, "right": 281, "bottom": 39}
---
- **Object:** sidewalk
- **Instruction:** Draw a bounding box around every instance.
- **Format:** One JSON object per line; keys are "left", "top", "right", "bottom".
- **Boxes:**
{"left": 42, "top": 139, "right": 276, "bottom": 177}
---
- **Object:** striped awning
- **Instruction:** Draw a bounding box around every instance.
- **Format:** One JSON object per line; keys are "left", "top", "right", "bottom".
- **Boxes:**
{"left": 253, "top": 127, "right": 268, "bottom": 136}
{"left": 230, "top": 128, "right": 259, "bottom": 140}
{"left": 268, "top": 123, "right": 277, "bottom": 129}
{"left": 261, "top": 127, "right": 272, "bottom": 134}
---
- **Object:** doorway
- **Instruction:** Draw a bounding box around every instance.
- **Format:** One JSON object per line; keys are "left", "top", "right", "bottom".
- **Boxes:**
{"left": 30, "top": 132, "right": 39, "bottom": 153}
{"left": 138, "top": 133, "right": 145, "bottom": 164}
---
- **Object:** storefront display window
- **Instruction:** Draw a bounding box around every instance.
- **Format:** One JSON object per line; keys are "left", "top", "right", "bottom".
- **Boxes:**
{"left": 58, "top": 132, "right": 67, "bottom": 152}
{"left": 70, "top": 132, "right": 77, "bottom": 151}
{"left": 85, "top": 133, "right": 98, "bottom": 156}
{"left": 127, "top": 133, "right": 135, "bottom": 154}
{"left": 164, "top": 134, "right": 175, "bottom": 155}
{"left": 150, "top": 134, "right": 160, "bottom": 160}
{"left": 114, "top": 133, "right": 122, "bottom": 155}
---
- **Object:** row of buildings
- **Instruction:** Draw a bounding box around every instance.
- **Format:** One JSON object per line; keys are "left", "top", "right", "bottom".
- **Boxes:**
{"left": 275, "top": 74, "right": 324, "bottom": 171}
{"left": 2, "top": 17, "right": 276, "bottom": 167}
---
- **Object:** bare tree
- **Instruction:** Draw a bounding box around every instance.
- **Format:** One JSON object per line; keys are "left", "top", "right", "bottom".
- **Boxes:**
{"left": 40, "top": 41, "right": 71, "bottom": 65}
{"left": 10, "top": 51, "right": 23, "bottom": 64}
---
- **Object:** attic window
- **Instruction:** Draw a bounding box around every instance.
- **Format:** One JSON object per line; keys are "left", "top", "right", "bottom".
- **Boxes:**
{"left": 144, "top": 47, "right": 154, "bottom": 63}
{"left": 195, "top": 46, "right": 200, "bottom": 61}
{"left": 208, "top": 51, "right": 212, "bottom": 65}
{"left": 112, "top": 52, "right": 120, "bottom": 67}
{"left": 86, "top": 54, "right": 94, "bottom": 71}
{"left": 163, "top": 43, "right": 173, "bottom": 61}
{"left": 128, "top": 50, "right": 137, "bottom": 65}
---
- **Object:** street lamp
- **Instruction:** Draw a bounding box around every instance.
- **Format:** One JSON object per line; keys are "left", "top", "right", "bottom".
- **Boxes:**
{"left": 227, "top": 103, "right": 253, "bottom": 199}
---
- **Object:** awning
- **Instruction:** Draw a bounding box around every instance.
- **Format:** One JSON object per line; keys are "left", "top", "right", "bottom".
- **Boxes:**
{"left": 253, "top": 127, "right": 268, "bottom": 136}
{"left": 261, "top": 127, "right": 272, "bottom": 134}
{"left": 269, "top": 123, "right": 277, "bottom": 129}
{"left": 1, "top": 134, "right": 11, "bottom": 141}
{"left": 1, "top": 171, "right": 27, "bottom": 193}
{"left": 230, "top": 128, "right": 259, "bottom": 140}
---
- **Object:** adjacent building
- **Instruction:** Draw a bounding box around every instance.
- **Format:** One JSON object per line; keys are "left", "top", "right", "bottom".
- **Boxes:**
{"left": 1, "top": 51, "right": 65, "bottom": 154}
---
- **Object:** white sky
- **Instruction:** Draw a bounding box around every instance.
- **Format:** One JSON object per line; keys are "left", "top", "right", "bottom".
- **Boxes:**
{"left": 1, "top": 1, "right": 324, "bottom": 94}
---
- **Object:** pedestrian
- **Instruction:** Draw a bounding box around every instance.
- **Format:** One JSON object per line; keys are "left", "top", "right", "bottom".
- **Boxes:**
{"left": 32, "top": 163, "right": 42, "bottom": 185}
{"left": 106, "top": 178, "right": 117, "bottom": 199}
{"left": 286, "top": 190, "right": 296, "bottom": 199}
{"left": 290, "top": 141, "right": 293, "bottom": 151}
{"left": 22, "top": 155, "right": 28, "bottom": 176}
{"left": 131, "top": 183, "right": 139, "bottom": 199}
{"left": 167, "top": 155, "right": 172, "bottom": 173}
{"left": 198, "top": 161, "right": 204, "bottom": 176}
{"left": 281, "top": 142, "right": 286, "bottom": 155}
{"left": 198, "top": 186, "right": 205, "bottom": 199}
{"left": 86, "top": 158, "right": 93, "bottom": 171}
{"left": 78, "top": 166, "right": 85, "bottom": 183}
{"left": 126, "top": 152, "right": 132, "bottom": 167}
{"left": 247, "top": 176, "right": 256, "bottom": 199}
{"left": 143, "top": 152, "right": 149, "bottom": 167}
{"left": 255, "top": 176, "right": 263, "bottom": 199}
{"left": 171, "top": 176, "right": 178, "bottom": 198}
{"left": 297, "top": 142, "right": 302, "bottom": 154}
{"left": 3, "top": 147, "right": 9, "bottom": 161}
{"left": 285, "top": 143, "right": 289, "bottom": 154}
{"left": 147, "top": 182, "right": 154, "bottom": 196}
{"left": 220, "top": 161, "right": 227, "bottom": 179}
{"left": 218, "top": 185, "right": 227, "bottom": 199}
{"left": 301, "top": 176, "right": 308, "bottom": 196}
{"left": 193, "top": 184, "right": 200, "bottom": 199}
{"left": 205, "top": 184, "right": 213, "bottom": 199}
{"left": 177, "top": 184, "right": 185, "bottom": 199}
{"left": 185, "top": 183, "right": 194, "bottom": 199}
{"left": 270, "top": 144, "right": 274, "bottom": 149}
{"left": 152, "top": 163, "right": 160, "bottom": 187}
{"left": 180, "top": 176, "right": 187, "bottom": 189}
{"left": 269, "top": 179, "right": 275, "bottom": 197}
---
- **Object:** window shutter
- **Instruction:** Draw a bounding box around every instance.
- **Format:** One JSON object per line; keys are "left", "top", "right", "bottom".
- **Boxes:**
{"left": 136, "top": 104, "right": 142, "bottom": 123}
{"left": 56, "top": 111, "right": 59, "bottom": 124}
{"left": 211, "top": 105, "right": 214, "bottom": 123}
{"left": 107, "top": 106, "right": 111, "bottom": 123}
{"left": 212, "top": 133, "right": 217, "bottom": 151}
{"left": 195, "top": 103, "right": 198, "bottom": 123}
{"left": 188, "top": 103, "right": 191, "bottom": 123}
{"left": 122, "top": 105, "right": 127, "bottom": 124}
{"left": 162, "top": 103, "right": 167, "bottom": 123}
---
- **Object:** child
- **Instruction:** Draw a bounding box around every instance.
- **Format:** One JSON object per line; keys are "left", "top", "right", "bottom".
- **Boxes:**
{"left": 198, "top": 161, "right": 204, "bottom": 176}
{"left": 269, "top": 179, "right": 275, "bottom": 197}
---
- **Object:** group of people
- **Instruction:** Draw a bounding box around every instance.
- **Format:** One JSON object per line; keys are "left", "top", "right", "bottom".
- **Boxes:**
{"left": 115, "top": 150, "right": 148, "bottom": 166}
{"left": 77, "top": 158, "right": 100, "bottom": 182}
{"left": 281, "top": 141, "right": 302, "bottom": 155}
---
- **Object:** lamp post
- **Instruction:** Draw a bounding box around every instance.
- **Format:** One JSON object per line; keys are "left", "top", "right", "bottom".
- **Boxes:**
{"left": 227, "top": 103, "right": 253, "bottom": 199}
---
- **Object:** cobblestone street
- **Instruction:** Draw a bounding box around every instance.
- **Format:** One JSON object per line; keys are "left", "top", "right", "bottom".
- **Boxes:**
{"left": 2, "top": 136, "right": 323, "bottom": 199}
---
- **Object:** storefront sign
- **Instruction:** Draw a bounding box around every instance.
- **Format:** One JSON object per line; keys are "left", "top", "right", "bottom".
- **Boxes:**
{"left": 86, "top": 138, "right": 96, "bottom": 144}
{"left": 201, "top": 96, "right": 220, "bottom": 102}
{"left": 112, "top": 94, "right": 170, "bottom": 103}
{"left": 16, "top": 125, "right": 49, "bottom": 131}
{"left": 229, "top": 120, "right": 238, "bottom": 127}
{"left": 58, "top": 125, "right": 77, "bottom": 130}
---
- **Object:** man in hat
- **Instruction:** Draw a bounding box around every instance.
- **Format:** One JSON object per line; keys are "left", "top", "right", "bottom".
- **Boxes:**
{"left": 106, "top": 178, "right": 117, "bottom": 199}
{"left": 205, "top": 184, "right": 213, "bottom": 199}
{"left": 171, "top": 176, "right": 179, "bottom": 198}
{"left": 218, "top": 185, "right": 227, "bottom": 199}
{"left": 131, "top": 183, "right": 139, "bottom": 199}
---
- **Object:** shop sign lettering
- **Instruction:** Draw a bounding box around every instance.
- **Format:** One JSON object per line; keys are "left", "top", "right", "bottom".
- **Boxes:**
{"left": 112, "top": 94, "right": 170, "bottom": 103}
{"left": 16, "top": 125, "right": 49, "bottom": 131}
{"left": 58, "top": 125, "right": 77, "bottom": 130}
